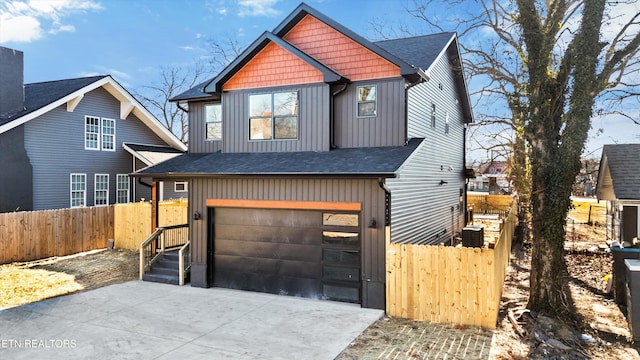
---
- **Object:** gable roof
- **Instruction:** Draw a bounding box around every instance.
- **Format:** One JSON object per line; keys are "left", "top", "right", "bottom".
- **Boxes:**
{"left": 376, "top": 33, "right": 473, "bottom": 123}
{"left": 0, "top": 75, "right": 187, "bottom": 151}
{"left": 597, "top": 144, "right": 640, "bottom": 201}
{"left": 133, "top": 138, "right": 424, "bottom": 178}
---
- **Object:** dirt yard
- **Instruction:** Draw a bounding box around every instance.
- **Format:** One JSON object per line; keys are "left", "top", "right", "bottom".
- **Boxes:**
{"left": 0, "top": 248, "right": 138, "bottom": 310}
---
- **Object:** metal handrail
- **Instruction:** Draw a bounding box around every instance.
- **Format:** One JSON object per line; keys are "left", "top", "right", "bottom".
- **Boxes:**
{"left": 178, "top": 240, "right": 191, "bottom": 286}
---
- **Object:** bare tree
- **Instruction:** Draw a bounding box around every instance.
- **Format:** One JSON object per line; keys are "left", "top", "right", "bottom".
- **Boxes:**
{"left": 397, "top": 0, "right": 640, "bottom": 316}
{"left": 136, "top": 35, "right": 245, "bottom": 144}
{"left": 134, "top": 63, "right": 208, "bottom": 144}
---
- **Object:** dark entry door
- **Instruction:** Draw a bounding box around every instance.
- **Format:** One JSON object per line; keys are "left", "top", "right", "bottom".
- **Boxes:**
{"left": 212, "top": 207, "right": 361, "bottom": 303}
{"left": 623, "top": 206, "right": 639, "bottom": 244}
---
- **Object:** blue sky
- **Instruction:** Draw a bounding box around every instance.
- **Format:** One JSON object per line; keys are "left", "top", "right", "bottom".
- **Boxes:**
{"left": 1, "top": 0, "right": 638, "bottom": 161}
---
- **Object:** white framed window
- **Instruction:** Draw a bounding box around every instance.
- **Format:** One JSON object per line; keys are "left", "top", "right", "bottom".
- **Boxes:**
{"left": 249, "top": 91, "right": 298, "bottom": 140}
{"left": 101, "top": 118, "right": 116, "bottom": 151}
{"left": 205, "top": 104, "right": 222, "bottom": 140}
{"left": 356, "top": 85, "right": 377, "bottom": 117}
{"left": 174, "top": 181, "right": 188, "bottom": 192}
{"left": 116, "top": 174, "right": 130, "bottom": 203}
{"left": 70, "top": 173, "right": 86, "bottom": 208}
{"left": 95, "top": 174, "right": 109, "bottom": 206}
{"left": 445, "top": 111, "right": 450, "bottom": 134}
{"left": 431, "top": 103, "right": 436, "bottom": 128}
{"left": 85, "top": 116, "right": 116, "bottom": 151}
{"left": 85, "top": 116, "right": 100, "bottom": 150}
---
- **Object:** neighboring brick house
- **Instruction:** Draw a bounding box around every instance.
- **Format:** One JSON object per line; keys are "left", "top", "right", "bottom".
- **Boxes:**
{"left": 135, "top": 3, "right": 473, "bottom": 309}
{"left": 0, "top": 46, "right": 187, "bottom": 212}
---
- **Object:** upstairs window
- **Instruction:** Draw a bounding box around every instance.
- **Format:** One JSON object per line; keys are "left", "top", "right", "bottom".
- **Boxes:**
{"left": 95, "top": 174, "right": 109, "bottom": 206}
{"left": 445, "top": 111, "right": 450, "bottom": 134}
{"left": 102, "top": 118, "right": 115, "bottom": 150}
{"left": 85, "top": 116, "right": 100, "bottom": 150}
{"left": 249, "top": 91, "right": 298, "bottom": 140}
{"left": 85, "top": 116, "right": 116, "bottom": 151}
{"left": 205, "top": 104, "right": 222, "bottom": 140}
{"left": 356, "top": 85, "right": 377, "bottom": 117}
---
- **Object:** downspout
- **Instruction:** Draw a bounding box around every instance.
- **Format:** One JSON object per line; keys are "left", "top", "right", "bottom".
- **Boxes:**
{"left": 176, "top": 101, "right": 189, "bottom": 113}
{"left": 330, "top": 83, "right": 348, "bottom": 149}
{"left": 378, "top": 178, "right": 392, "bottom": 228}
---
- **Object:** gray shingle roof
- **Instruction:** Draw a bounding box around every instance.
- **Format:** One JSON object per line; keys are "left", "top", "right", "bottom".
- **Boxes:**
{"left": 0, "top": 75, "right": 108, "bottom": 126}
{"left": 134, "top": 138, "right": 424, "bottom": 177}
{"left": 602, "top": 144, "right": 640, "bottom": 200}
{"left": 374, "top": 33, "right": 455, "bottom": 71}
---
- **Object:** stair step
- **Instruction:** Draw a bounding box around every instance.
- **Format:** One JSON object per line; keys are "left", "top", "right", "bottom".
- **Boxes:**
{"left": 142, "top": 272, "right": 179, "bottom": 285}
{"left": 148, "top": 266, "right": 179, "bottom": 276}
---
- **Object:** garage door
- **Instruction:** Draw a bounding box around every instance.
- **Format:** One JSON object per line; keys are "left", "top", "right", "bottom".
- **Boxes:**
{"left": 213, "top": 207, "right": 361, "bottom": 303}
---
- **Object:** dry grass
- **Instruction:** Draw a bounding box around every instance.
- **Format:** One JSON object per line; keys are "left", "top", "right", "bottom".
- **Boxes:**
{"left": 0, "top": 266, "right": 83, "bottom": 310}
{"left": 569, "top": 199, "right": 606, "bottom": 224}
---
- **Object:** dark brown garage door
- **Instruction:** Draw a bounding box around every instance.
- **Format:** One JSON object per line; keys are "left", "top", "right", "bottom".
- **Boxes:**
{"left": 213, "top": 207, "right": 361, "bottom": 303}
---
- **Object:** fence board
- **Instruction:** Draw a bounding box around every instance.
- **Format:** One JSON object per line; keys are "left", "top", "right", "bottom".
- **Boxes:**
{"left": 386, "top": 197, "right": 517, "bottom": 329}
{"left": 114, "top": 200, "right": 187, "bottom": 250}
{"left": 0, "top": 206, "right": 113, "bottom": 264}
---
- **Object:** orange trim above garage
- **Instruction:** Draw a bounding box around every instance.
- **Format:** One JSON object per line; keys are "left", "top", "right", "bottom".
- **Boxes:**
{"left": 206, "top": 199, "right": 361, "bottom": 211}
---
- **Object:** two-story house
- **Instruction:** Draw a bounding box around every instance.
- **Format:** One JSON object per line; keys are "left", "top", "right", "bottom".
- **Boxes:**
{"left": 0, "top": 46, "right": 187, "bottom": 212}
{"left": 134, "top": 3, "right": 473, "bottom": 310}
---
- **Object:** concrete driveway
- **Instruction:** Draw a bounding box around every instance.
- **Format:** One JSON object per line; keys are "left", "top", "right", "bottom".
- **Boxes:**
{"left": 0, "top": 281, "right": 383, "bottom": 359}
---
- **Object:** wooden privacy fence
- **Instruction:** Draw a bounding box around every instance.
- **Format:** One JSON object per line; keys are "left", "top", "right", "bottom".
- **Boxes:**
{"left": 468, "top": 193, "right": 512, "bottom": 216}
{"left": 386, "top": 198, "right": 517, "bottom": 329}
{"left": 0, "top": 206, "right": 113, "bottom": 264}
{"left": 114, "top": 199, "right": 188, "bottom": 250}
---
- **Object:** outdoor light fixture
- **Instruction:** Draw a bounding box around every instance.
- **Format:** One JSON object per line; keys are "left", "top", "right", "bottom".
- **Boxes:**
{"left": 193, "top": 211, "right": 202, "bottom": 221}
{"left": 368, "top": 218, "right": 377, "bottom": 229}
{"left": 439, "top": 180, "right": 448, "bottom": 185}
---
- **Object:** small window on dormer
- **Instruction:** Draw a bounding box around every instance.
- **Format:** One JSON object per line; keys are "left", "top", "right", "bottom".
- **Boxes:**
{"left": 205, "top": 104, "right": 222, "bottom": 140}
{"left": 356, "top": 85, "right": 377, "bottom": 117}
{"left": 249, "top": 91, "right": 298, "bottom": 140}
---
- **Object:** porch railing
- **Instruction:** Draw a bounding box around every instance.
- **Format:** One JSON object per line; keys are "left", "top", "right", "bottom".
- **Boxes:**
{"left": 139, "top": 224, "right": 189, "bottom": 281}
{"left": 178, "top": 241, "right": 191, "bottom": 286}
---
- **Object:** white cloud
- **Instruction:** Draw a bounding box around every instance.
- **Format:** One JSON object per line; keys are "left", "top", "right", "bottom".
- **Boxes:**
{"left": 0, "top": 0, "right": 102, "bottom": 43}
{"left": 218, "top": 7, "right": 228, "bottom": 15}
{"left": 237, "top": 0, "right": 280, "bottom": 17}
{"left": 180, "top": 45, "right": 195, "bottom": 51}
{"left": 0, "top": 14, "right": 41, "bottom": 42}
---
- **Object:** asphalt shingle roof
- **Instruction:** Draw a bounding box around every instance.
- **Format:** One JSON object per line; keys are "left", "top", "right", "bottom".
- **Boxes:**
{"left": 602, "top": 144, "right": 640, "bottom": 200}
{"left": 0, "top": 75, "right": 108, "bottom": 126}
{"left": 135, "top": 138, "right": 423, "bottom": 177}
{"left": 374, "top": 33, "right": 455, "bottom": 71}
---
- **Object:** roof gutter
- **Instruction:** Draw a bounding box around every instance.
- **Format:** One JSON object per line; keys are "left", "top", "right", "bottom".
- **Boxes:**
{"left": 129, "top": 172, "right": 399, "bottom": 179}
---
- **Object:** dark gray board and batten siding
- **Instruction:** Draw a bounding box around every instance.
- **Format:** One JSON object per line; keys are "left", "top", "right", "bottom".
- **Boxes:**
{"left": 23, "top": 87, "right": 174, "bottom": 210}
{"left": 188, "top": 83, "right": 330, "bottom": 154}
{"left": 188, "top": 177, "right": 387, "bottom": 309}
{"left": 333, "top": 78, "right": 406, "bottom": 148}
{"left": 386, "top": 50, "right": 467, "bottom": 245}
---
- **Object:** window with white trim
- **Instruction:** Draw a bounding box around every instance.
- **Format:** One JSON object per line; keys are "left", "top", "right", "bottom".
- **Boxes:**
{"left": 116, "top": 174, "right": 130, "bottom": 203}
{"left": 101, "top": 118, "right": 116, "bottom": 150}
{"left": 205, "top": 104, "right": 222, "bottom": 140}
{"left": 85, "top": 116, "right": 100, "bottom": 150}
{"left": 444, "top": 111, "right": 450, "bottom": 134}
{"left": 174, "top": 181, "right": 188, "bottom": 192}
{"left": 70, "top": 173, "right": 86, "bottom": 207}
{"left": 431, "top": 103, "right": 436, "bottom": 128}
{"left": 249, "top": 91, "right": 298, "bottom": 140}
{"left": 356, "top": 85, "right": 377, "bottom": 117}
{"left": 85, "top": 116, "right": 116, "bottom": 151}
{"left": 95, "top": 174, "right": 109, "bottom": 206}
